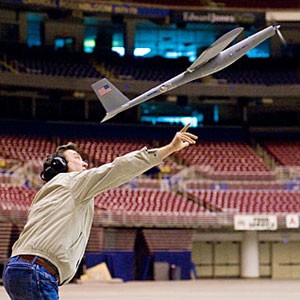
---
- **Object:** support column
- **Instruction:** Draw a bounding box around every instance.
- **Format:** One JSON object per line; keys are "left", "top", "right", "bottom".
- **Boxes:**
{"left": 124, "top": 19, "right": 136, "bottom": 56}
{"left": 241, "top": 231, "right": 259, "bottom": 278}
{"left": 18, "top": 12, "right": 28, "bottom": 44}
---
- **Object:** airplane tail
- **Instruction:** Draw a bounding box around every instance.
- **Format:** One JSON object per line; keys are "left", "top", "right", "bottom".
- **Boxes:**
{"left": 91, "top": 78, "right": 130, "bottom": 113}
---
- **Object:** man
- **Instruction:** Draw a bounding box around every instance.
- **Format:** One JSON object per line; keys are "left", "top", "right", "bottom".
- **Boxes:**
{"left": 3, "top": 124, "right": 197, "bottom": 299}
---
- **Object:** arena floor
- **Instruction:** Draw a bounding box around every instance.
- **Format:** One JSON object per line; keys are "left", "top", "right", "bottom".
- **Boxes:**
{"left": 1, "top": 279, "right": 300, "bottom": 300}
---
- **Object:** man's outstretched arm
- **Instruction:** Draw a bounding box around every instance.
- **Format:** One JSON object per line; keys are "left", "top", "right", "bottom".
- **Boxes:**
{"left": 70, "top": 124, "right": 198, "bottom": 201}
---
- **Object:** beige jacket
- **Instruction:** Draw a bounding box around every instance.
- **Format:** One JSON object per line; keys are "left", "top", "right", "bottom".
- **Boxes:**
{"left": 12, "top": 147, "right": 162, "bottom": 285}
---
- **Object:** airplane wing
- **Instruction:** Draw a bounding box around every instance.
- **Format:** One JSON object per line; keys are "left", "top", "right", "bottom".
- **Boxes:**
{"left": 187, "top": 27, "right": 244, "bottom": 72}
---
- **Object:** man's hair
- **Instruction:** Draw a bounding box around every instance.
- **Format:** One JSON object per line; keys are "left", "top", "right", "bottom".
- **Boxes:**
{"left": 40, "top": 142, "right": 78, "bottom": 182}
{"left": 56, "top": 142, "right": 78, "bottom": 158}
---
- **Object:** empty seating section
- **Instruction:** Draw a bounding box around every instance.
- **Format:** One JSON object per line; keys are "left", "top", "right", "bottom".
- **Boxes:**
{"left": 95, "top": 188, "right": 205, "bottom": 213}
{"left": 215, "top": 67, "right": 300, "bottom": 85}
{"left": 7, "top": 56, "right": 101, "bottom": 78}
{"left": 1, "top": 46, "right": 102, "bottom": 78}
{"left": 2, "top": 47, "right": 300, "bottom": 84}
{"left": 0, "top": 186, "right": 35, "bottom": 211}
{"left": 1, "top": 135, "right": 300, "bottom": 227}
{"left": 187, "top": 189, "right": 300, "bottom": 213}
{"left": 185, "top": 180, "right": 288, "bottom": 190}
{"left": 0, "top": 135, "right": 57, "bottom": 162}
{"left": 264, "top": 141, "right": 300, "bottom": 166}
{"left": 101, "top": 55, "right": 189, "bottom": 82}
{"left": 214, "top": 59, "right": 300, "bottom": 85}
{"left": 0, "top": 186, "right": 208, "bottom": 227}
{"left": 176, "top": 141, "right": 274, "bottom": 180}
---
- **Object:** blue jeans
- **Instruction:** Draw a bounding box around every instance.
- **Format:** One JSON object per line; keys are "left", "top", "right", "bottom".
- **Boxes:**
{"left": 3, "top": 256, "right": 59, "bottom": 300}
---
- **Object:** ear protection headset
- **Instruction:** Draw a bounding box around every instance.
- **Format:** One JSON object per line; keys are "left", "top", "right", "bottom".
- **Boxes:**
{"left": 40, "top": 154, "right": 68, "bottom": 182}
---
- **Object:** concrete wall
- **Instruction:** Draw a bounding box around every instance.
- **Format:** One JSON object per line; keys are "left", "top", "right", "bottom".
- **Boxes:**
{"left": 192, "top": 231, "right": 300, "bottom": 279}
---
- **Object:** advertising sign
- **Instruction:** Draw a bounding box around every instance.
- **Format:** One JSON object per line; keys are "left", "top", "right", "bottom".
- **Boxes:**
{"left": 234, "top": 215, "right": 277, "bottom": 231}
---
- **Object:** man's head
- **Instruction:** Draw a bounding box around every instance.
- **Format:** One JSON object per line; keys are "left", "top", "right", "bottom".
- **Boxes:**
{"left": 40, "top": 142, "right": 88, "bottom": 182}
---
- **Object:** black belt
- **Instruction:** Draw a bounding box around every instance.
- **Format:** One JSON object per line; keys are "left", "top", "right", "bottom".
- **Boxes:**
{"left": 18, "top": 255, "right": 59, "bottom": 280}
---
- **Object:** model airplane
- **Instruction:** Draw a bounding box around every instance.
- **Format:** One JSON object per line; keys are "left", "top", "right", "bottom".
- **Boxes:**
{"left": 92, "top": 25, "right": 282, "bottom": 122}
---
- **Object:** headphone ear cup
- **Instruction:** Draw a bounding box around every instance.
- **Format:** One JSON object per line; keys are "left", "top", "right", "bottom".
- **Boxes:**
{"left": 40, "top": 166, "right": 56, "bottom": 182}
{"left": 51, "top": 156, "right": 68, "bottom": 173}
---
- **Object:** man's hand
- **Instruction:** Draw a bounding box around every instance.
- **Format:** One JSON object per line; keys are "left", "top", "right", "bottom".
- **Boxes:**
{"left": 157, "top": 124, "right": 198, "bottom": 160}
{"left": 169, "top": 123, "right": 198, "bottom": 152}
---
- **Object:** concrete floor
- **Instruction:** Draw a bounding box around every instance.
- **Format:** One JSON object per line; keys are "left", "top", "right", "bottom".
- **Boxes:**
{"left": 1, "top": 279, "right": 300, "bottom": 300}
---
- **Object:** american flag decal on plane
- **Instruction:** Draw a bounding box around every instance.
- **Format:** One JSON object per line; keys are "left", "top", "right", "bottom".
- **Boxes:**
{"left": 98, "top": 84, "right": 112, "bottom": 96}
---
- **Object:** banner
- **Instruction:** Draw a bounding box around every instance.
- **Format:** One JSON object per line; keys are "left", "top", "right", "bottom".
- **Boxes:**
{"left": 172, "top": 10, "right": 265, "bottom": 26}
{"left": 234, "top": 215, "right": 277, "bottom": 231}
{"left": 59, "top": 1, "right": 169, "bottom": 18}
{"left": 3, "top": 0, "right": 169, "bottom": 18}
{"left": 22, "top": 0, "right": 58, "bottom": 8}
